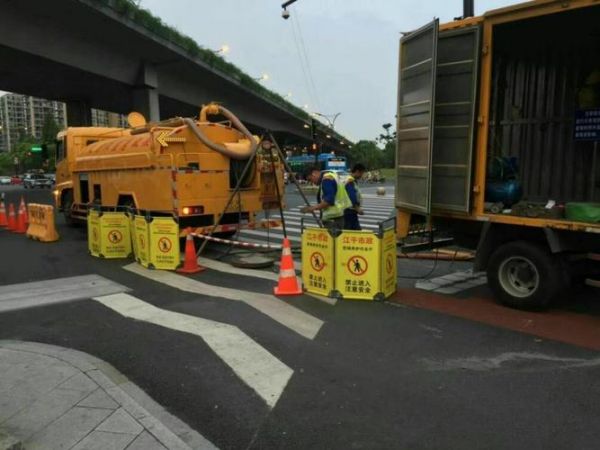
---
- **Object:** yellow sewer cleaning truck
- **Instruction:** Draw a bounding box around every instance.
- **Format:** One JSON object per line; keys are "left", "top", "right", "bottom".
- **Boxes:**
{"left": 54, "top": 103, "right": 283, "bottom": 233}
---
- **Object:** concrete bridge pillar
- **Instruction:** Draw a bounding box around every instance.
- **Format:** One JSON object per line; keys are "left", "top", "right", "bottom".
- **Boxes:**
{"left": 132, "top": 62, "right": 160, "bottom": 122}
{"left": 66, "top": 100, "right": 92, "bottom": 127}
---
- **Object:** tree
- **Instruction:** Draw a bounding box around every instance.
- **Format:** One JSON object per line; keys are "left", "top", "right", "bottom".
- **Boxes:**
{"left": 382, "top": 141, "right": 395, "bottom": 168}
{"left": 41, "top": 115, "right": 61, "bottom": 144}
{"left": 376, "top": 122, "right": 396, "bottom": 146}
{"left": 375, "top": 122, "right": 396, "bottom": 168}
{"left": 347, "top": 140, "right": 384, "bottom": 169}
{"left": 41, "top": 115, "right": 61, "bottom": 170}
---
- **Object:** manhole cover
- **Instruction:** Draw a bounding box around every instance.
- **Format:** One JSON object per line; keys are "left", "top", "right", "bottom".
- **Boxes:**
{"left": 229, "top": 254, "right": 276, "bottom": 269}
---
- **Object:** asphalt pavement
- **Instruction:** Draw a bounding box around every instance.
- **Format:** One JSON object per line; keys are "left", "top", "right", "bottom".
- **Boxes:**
{"left": 1, "top": 185, "right": 600, "bottom": 449}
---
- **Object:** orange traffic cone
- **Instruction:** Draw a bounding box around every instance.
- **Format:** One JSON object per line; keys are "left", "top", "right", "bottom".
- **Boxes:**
{"left": 7, "top": 204, "right": 17, "bottom": 232}
{"left": 274, "top": 238, "right": 302, "bottom": 296}
{"left": 14, "top": 201, "right": 27, "bottom": 234}
{"left": 177, "top": 230, "right": 205, "bottom": 274}
{"left": 0, "top": 200, "right": 7, "bottom": 228}
{"left": 19, "top": 196, "right": 28, "bottom": 225}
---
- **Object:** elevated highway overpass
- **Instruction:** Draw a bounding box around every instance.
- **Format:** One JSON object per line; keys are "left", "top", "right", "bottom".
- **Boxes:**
{"left": 0, "top": 0, "right": 347, "bottom": 150}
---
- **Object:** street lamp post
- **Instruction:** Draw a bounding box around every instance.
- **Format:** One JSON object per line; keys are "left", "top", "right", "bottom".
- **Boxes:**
{"left": 214, "top": 44, "right": 230, "bottom": 55}
{"left": 253, "top": 73, "right": 270, "bottom": 82}
{"left": 314, "top": 112, "right": 341, "bottom": 131}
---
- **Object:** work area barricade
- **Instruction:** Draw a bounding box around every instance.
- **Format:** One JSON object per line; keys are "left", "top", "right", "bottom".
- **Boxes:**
{"left": 131, "top": 214, "right": 180, "bottom": 270}
{"left": 87, "top": 209, "right": 132, "bottom": 259}
{"left": 301, "top": 218, "right": 397, "bottom": 301}
{"left": 26, "top": 204, "right": 59, "bottom": 242}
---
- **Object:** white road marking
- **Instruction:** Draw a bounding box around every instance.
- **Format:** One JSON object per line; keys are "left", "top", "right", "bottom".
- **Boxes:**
{"left": 282, "top": 214, "right": 391, "bottom": 224}
{"left": 0, "top": 275, "right": 129, "bottom": 313}
{"left": 123, "top": 264, "right": 323, "bottom": 340}
{"left": 93, "top": 293, "right": 292, "bottom": 408}
{"left": 240, "top": 229, "right": 300, "bottom": 243}
{"left": 198, "top": 258, "right": 279, "bottom": 281}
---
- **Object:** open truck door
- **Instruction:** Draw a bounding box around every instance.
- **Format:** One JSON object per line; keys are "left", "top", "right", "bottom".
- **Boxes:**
{"left": 396, "top": 20, "right": 438, "bottom": 214}
{"left": 431, "top": 26, "right": 480, "bottom": 213}
{"left": 396, "top": 20, "right": 480, "bottom": 215}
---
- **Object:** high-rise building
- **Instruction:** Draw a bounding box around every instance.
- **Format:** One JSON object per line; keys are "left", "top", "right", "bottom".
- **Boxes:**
{"left": 91, "top": 109, "right": 128, "bottom": 128}
{"left": 0, "top": 93, "right": 127, "bottom": 153}
{"left": 0, "top": 93, "right": 67, "bottom": 153}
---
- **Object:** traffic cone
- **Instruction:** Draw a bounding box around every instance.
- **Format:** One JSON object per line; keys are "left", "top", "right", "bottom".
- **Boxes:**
{"left": 19, "top": 196, "right": 28, "bottom": 225}
{"left": 14, "top": 201, "right": 27, "bottom": 234}
{"left": 7, "top": 204, "right": 17, "bottom": 231}
{"left": 177, "top": 230, "right": 205, "bottom": 274}
{"left": 274, "top": 238, "right": 302, "bottom": 296}
{"left": 0, "top": 200, "right": 7, "bottom": 228}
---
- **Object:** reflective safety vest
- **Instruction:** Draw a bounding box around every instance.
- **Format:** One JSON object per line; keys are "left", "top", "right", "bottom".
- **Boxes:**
{"left": 321, "top": 171, "right": 352, "bottom": 220}
{"left": 345, "top": 175, "right": 362, "bottom": 211}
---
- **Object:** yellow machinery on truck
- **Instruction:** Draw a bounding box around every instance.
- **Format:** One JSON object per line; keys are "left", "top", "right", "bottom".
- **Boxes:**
{"left": 54, "top": 103, "right": 284, "bottom": 234}
{"left": 396, "top": 0, "right": 600, "bottom": 308}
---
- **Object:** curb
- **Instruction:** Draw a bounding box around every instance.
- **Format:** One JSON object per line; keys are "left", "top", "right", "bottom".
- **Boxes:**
{"left": 0, "top": 340, "right": 217, "bottom": 450}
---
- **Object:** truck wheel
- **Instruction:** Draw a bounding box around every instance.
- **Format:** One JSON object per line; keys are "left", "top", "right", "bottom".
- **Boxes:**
{"left": 62, "top": 190, "right": 76, "bottom": 227}
{"left": 487, "top": 241, "right": 563, "bottom": 310}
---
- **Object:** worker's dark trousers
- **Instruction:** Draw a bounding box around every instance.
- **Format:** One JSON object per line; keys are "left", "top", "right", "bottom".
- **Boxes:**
{"left": 322, "top": 216, "right": 344, "bottom": 231}
{"left": 343, "top": 211, "right": 361, "bottom": 230}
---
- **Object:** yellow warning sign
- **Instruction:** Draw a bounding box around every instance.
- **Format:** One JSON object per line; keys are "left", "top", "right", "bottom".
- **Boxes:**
{"left": 301, "top": 227, "right": 334, "bottom": 297}
{"left": 132, "top": 215, "right": 150, "bottom": 267}
{"left": 380, "top": 228, "right": 397, "bottom": 297}
{"left": 88, "top": 210, "right": 101, "bottom": 257}
{"left": 335, "top": 231, "right": 380, "bottom": 300}
{"left": 149, "top": 217, "right": 180, "bottom": 270}
{"left": 99, "top": 212, "right": 132, "bottom": 258}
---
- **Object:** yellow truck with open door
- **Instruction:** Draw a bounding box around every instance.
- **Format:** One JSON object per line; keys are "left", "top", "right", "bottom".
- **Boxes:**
{"left": 54, "top": 104, "right": 283, "bottom": 233}
{"left": 396, "top": 0, "right": 600, "bottom": 308}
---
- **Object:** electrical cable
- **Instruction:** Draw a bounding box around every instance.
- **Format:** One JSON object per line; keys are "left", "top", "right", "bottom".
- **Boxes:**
{"left": 292, "top": 9, "right": 322, "bottom": 111}
{"left": 289, "top": 9, "right": 319, "bottom": 110}
{"left": 397, "top": 249, "right": 440, "bottom": 280}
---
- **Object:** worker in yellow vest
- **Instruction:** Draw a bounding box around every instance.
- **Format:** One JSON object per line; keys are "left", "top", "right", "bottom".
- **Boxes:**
{"left": 301, "top": 167, "right": 351, "bottom": 230}
{"left": 344, "top": 163, "right": 366, "bottom": 230}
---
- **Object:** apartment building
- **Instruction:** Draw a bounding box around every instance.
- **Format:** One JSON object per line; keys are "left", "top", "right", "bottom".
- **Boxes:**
{"left": 0, "top": 93, "right": 126, "bottom": 152}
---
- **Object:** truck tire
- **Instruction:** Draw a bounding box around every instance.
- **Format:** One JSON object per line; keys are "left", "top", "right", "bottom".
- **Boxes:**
{"left": 62, "top": 190, "right": 76, "bottom": 227}
{"left": 487, "top": 241, "right": 563, "bottom": 310}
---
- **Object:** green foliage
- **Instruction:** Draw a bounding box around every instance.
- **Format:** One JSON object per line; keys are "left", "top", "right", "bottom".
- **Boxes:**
{"left": 346, "top": 140, "right": 384, "bottom": 170}
{"left": 93, "top": 0, "right": 310, "bottom": 121}
{"left": 374, "top": 122, "right": 396, "bottom": 168}
{"left": 42, "top": 115, "right": 61, "bottom": 144}
{"left": 0, "top": 152, "right": 13, "bottom": 175}
{"left": 382, "top": 141, "right": 395, "bottom": 168}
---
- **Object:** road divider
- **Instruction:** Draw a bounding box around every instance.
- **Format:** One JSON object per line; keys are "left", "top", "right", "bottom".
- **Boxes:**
{"left": 26, "top": 204, "right": 59, "bottom": 242}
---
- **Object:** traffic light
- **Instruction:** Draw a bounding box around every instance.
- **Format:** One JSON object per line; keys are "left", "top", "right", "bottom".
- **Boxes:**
{"left": 31, "top": 145, "right": 42, "bottom": 153}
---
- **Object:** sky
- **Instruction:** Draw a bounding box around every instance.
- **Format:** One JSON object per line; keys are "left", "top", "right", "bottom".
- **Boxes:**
{"left": 2, "top": 0, "right": 520, "bottom": 141}
{"left": 137, "top": 0, "right": 520, "bottom": 142}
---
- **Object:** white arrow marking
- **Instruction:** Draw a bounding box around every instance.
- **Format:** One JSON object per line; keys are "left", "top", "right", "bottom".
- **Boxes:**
{"left": 93, "top": 293, "right": 292, "bottom": 408}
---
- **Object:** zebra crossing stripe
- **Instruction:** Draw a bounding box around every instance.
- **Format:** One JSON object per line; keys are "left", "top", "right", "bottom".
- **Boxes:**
{"left": 123, "top": 263, "right": 323, "bottom": 340}
{"left": 93, "top": 293, "right": 293, "bottom": 408}
{"left": 198, "top": 258, "right": 280, "bottom": 281}
{"left": 271, "top": 212, "right": 394, "bottom": 224}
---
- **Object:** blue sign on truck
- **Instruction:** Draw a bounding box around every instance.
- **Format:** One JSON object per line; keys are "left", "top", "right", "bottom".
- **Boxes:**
{"left": 574, "top": 109, "right": 600, "bottom": 141}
